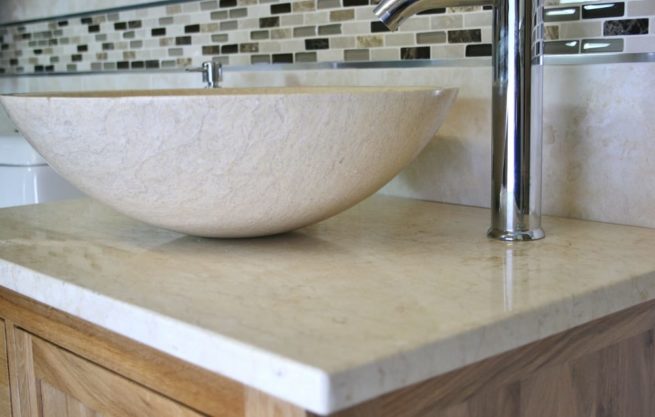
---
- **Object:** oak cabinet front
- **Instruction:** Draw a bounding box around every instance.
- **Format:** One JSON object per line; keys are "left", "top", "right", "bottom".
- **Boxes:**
{"left": 7, "top": 327, "right": 203, "bottom": 417}
{"left": 1, "top": 320, "right": 11, "bottom": 417}
{"left": 1, "top": 287, "right": 655, "bottom": 417}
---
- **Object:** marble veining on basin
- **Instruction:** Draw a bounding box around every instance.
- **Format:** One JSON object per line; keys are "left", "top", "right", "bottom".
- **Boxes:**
{"left": 1, "top": 87, "right": 456, "bottom": 237}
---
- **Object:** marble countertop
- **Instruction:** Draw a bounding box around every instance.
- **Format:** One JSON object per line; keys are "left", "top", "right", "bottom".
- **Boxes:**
{"left": 0, "top": 196, "right": 654, "bottom": 414}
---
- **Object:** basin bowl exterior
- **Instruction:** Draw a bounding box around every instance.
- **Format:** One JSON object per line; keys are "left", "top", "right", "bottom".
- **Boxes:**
{"left": 1, "top": 87, "right": 457, "bottom": 237}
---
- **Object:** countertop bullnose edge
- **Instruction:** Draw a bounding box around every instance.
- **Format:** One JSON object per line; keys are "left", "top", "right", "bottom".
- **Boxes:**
{"left": 0, "top": 259, "right": 335, "bottom": 415}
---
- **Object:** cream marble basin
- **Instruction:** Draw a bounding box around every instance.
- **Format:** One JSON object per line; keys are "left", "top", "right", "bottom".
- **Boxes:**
{"left": 1, "top": 87, "right": 457, "bottom": 237}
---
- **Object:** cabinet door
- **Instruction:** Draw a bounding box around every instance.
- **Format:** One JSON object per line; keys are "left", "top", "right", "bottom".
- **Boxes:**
{"left": 0, "top": 320, "right": 11, "bottom": 416}
{"left": 9, "top": 327, "right": 205, "bottom": 417}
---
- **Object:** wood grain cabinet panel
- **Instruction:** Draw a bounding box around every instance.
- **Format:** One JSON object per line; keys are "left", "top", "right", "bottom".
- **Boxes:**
{"left": 9, "top": 328, "right": 204, "bottom": 417}
{"left": 1, "top": 288, "right": 655, "bottom": 417}
{"left": 0, "top": 320, "right": 11, "bottom": 417}
{"left": 0, "top": 289, "right": 245, "bottom": 417}
{"left": 39, "top": 379, "right": 101, "bottom": 417}
{"left": 453, "top": 329, "right": 655, "bottom": 417}
{"left": 332, "top": 301, "right": 655, "bottom": 417}
{"left": 424, "top": 329, "right": 655, "bottom": 417}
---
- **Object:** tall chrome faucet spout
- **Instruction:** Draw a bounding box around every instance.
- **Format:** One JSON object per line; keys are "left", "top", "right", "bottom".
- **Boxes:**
{"left": 375, "top": 0, "right": 546, "bottom": 241}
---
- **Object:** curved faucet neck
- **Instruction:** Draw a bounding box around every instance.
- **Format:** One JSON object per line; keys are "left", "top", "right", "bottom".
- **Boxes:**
{"left": 375, "top": 0, "right": 496, "bottom": 30}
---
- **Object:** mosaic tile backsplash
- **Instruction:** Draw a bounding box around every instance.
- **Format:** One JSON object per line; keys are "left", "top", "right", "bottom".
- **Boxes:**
{"left": 0, "top": 0, "right": 653, "bottom": 74}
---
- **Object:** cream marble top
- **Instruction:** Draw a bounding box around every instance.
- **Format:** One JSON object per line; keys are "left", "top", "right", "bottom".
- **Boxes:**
{"left": 0, "top": 196, "right": 654, "bottom": 414}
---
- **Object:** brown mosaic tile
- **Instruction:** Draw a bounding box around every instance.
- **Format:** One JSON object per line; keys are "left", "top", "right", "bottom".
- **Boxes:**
{"left": 305, "top": 38, "right": 329, "bottom": 49}
{"left": 344, "top": 48, "right": 370, "bottom": 60}
{"left": 251, "top": 30, "right": 269, "bottom": 39}
{"left": 211, "top": 10, "right": 229, "bottom": 20}
{"left": 545, "top": 25, "right": 560, "bottom": 40}
{"left": 357, "top": 35, "right": 383, "bottom": 47}
{"left": 447, "top": 29, "right": 481, "bottom": 43}
{"left": 319, "top": 24, "right": 341, "bottom": 35}
{"left": 271, "top": 28, "right": 292, "bottom": 39}
{"left": 271, "top": 3, "right": 292, "bottom": 14}
{"left": 293, "top": 1, "right": 315, "bottom": 12}
{"left": 220, "top": 20, "right": 238, "bottom": 30}
{"left": 166, "top": 5, "right": 183, "bottom": 14}
{"left": 294, "top": 26, "right": 316, "bottom": 37}
{"left": 251, "top": 54, "right": 270, "bottom": 64}
{"left": 240, "top": 42, "right": 259, "bottom": 52}
{"left": 272, "top": 53, "right": 293, "bottom": 63}
{"left": 212, "top": 33, "right": 229, "bottom": 42}
{"left": 202, "top": 45, "right": 221, "bottom": 54}
{"left": 330, "top": 10, "right": 355, "bottom": 21}
{"left": 295, "top": 51, "right": 317, "bottom": 62}
{"left": 230, "top": 8, "right": 248, "bottom": 18}
{"left": 401, "top": 46, "right": 430, "bottom": 59}
{"left": 317, "top": 0, "right": 341, "bottom": 9}
{"left": 259, "top": 17, "right": 279, "bottom": 28}
{"left": 201, "top": 0, "right": 219, "bottom": 10}
{"left": 417, "top": 31, "right": 447, "bottom": 43}
{"left": 202, "top": 23, "right": 221, "bottom": 32}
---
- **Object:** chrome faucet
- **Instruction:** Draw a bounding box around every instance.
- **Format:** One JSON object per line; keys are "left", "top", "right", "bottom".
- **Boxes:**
{"left": 375, "top": 0, "right": 545, "bottom": 241}
{"left": 186, "top": 61, "right": 223, "bottom": 88}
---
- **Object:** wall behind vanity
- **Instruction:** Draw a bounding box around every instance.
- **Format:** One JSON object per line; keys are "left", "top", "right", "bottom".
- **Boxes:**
{"left": 0, "top": 0, "right": 654, "bottom": 229}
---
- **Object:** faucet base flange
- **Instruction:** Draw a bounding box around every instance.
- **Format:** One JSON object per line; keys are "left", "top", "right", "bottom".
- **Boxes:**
{"left": 487, "top": 227, "right": 545, "bottom": 242}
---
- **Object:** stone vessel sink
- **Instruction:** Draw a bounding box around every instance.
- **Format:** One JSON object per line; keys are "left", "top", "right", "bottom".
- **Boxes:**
{"left": 1, "top": 87, "right": 457, "bottom": 237}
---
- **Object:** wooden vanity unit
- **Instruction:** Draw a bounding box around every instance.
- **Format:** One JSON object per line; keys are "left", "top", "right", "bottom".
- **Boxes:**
{"left": 0, "top": 196, "right": 654, "bottom": 417}
{"left": 1, "top": 289, "right": 655, "bottom": 417}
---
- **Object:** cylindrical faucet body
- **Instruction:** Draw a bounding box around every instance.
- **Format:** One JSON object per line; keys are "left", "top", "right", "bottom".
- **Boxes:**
{"left": 375, "top": 0, "right": 545, "bottom": 241}
{"left": 488, "top": 0, "right": 545, "bottom": 240}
